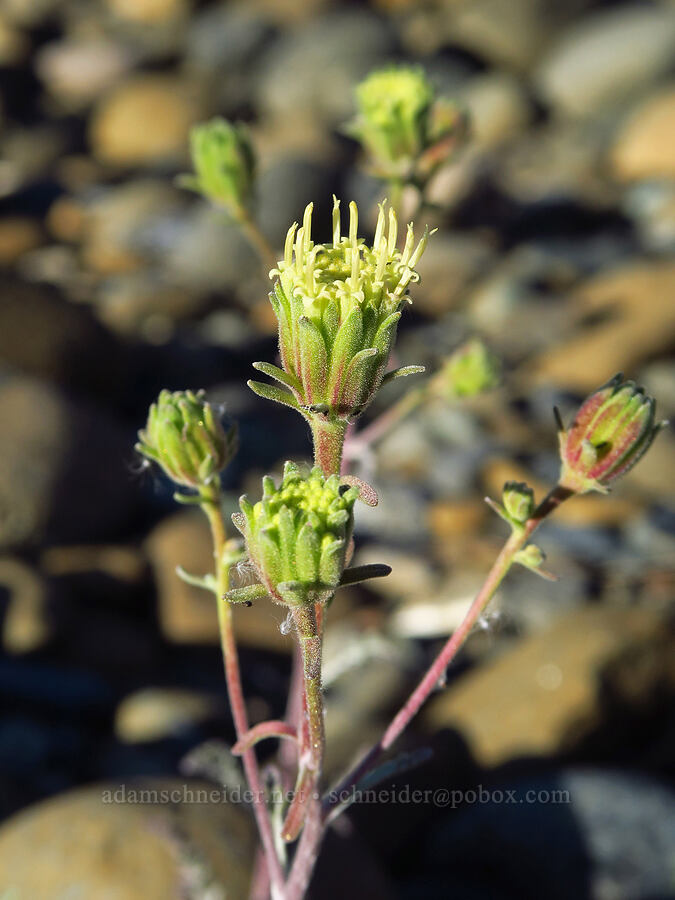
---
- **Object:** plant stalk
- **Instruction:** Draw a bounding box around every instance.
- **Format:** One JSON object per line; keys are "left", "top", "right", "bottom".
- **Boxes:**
{"left": 310, "top": 416, "right": 348, "bottom": 476}
{"left": 201, "top": 487, "right": 287, "bottom": 899}
{"left": 238, "top": 211, "right": 278, "bottom": 274}
{"left": 281, "top": 604, "right": 325, "bottom": 843}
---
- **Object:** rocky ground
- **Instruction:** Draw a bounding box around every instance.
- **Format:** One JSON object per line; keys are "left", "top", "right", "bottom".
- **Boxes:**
{"left": 0, "top": 0, "right": 674, "bottom": 897}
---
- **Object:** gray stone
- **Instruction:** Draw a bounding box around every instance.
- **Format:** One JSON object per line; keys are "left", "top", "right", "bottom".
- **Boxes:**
{"left": 166, "top": 204, "right": 261, "bottom": 294}
{"left": 536, "top": 6, "right": 675, "bottom": 117}
{"left": 254, "top": 10, "right": 396, "bottom": 126}
{"left": 0, "top": 280, "right": 124, "bottom": 399}
{"left": 0, "top": 377, "right": 136, "bottom": 548}
{"left": 254, "top": 156, "right": 336, "bottom": 249}
{"left": 413, "top": 770, "right": 675, "bottom": 900}
{"left": 186, "top": 3, "right": 271, "bottom": 73}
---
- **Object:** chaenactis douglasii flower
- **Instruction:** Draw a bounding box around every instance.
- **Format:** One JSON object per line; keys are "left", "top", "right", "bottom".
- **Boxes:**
{"left": 248, "top": 197, "right": 432, "bottom": 425}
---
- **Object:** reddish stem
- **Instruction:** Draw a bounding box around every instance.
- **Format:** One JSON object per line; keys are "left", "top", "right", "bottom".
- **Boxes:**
{"left": 232, "top": 720, "right": 298, "bottom": 756}
{"left": 310, "top": 416, "right": 348, "bottom": 476}
{"left": 324, "top": 485, "right": 572, "bottom": 818}
{"left": 281, "top": 605, "right": 324, "bottom": 844}
{"left": 203, "top": 497, "right": 287, "bottom": 899}
{"left": 278, "top": 642, "right": 305, "bottom": 782}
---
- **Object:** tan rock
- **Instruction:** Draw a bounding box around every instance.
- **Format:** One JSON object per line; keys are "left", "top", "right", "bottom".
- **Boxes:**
{"left": 146, "top": 510, "right": 291, "bottom": 653}
{"left": 461, "top": 72, "right": 531, "bottom": 148}
{"left": 0, "top": 217, "right": 42, "bottom": 264}
{"left": 414, "top": 232, "right": 495, "bottom": 317}
{"left": 40, "top": 544, "right": 146, "bottom": 582}
{"left": 46, "top": 195, "right": 85, "bottom": 242}
{"left": 0, "top": 778, "right": 254, "bottom": 899}
{"left": 81, "top": 179, "right": 180, "bottom": 275}
{"left": 428, "top": 499, "right": 487, "bottom": 540}
{"left": 37, "top": 39, "right": 132, "bottom": 108}
{"left": 115, "top": 688, "right": 220, "bottom": 743}
{"left": 0, "top": 556, "right": 50, "bottom": 653}
{"left": 611, "top": 85, "right": 675, "bottom": 181}
{"left": 146, "top": 510, "right": 221, "bottom": 645}
{"left": 94, "top": 276, "right": 204, "bottom": 337}
{"left": 90, "top": 75, "right": 204, "bottom": 166}
{"left": 622, "top": 431, "right": 675, "bottom": 501}
{"left": 0, "top": 17, "right": 29, "bottom": 65}
{"left": 425, "top": 605, "right": 674, "bottom": 765}
{"left": 107, "top": 0, "right": 188, "bottom": 25}
{"left": 529, "top": 261, "right": 675, "bottom": 391}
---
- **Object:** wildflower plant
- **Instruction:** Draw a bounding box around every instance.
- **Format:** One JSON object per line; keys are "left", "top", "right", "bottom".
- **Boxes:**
{"left": 134, "top": 67, "right": 665, "bottom": 900}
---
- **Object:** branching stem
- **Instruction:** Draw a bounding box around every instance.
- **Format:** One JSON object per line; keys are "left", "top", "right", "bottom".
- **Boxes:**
{"left": 324, "top": 485, "right": 573, "bottom": 817}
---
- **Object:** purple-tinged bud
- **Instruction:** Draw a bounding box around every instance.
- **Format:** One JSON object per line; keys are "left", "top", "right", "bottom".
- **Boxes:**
{"left": 558, "top": 374, "right": 664, "bottom": 494}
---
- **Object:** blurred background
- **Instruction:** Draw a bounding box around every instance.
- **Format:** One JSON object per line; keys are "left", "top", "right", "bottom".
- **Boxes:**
{"left": 0, "top": 0, "right": 673, "bottom": 897}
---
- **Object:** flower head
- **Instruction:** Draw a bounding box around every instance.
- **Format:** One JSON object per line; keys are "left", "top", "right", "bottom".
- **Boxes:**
{"left": 249, "top": 197, "right": 431, "bottom": 421}
{"left": 136, "top": 389, "right": 237, "bottom": 489}
{"left": 350, "top": 66, "right": 433, "bottom": 170}
{"left": 347, "top": 66, "right": 466, "bottom": 180}
{"left": 232, "top": 462, "right": 359, "bottom": 605}
{"left": 179, "top": 118, "right": 255, "bottom": 218}
{"left": 558, "top": 374, "right": 664, "bottom": 494}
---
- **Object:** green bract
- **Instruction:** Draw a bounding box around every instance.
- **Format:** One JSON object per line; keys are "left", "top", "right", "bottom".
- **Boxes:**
{"left": 249, "top": 197, "right": 430, "bottom": 422}
{"left": 232, "top": 462, "right": 359, "bottom": 606}
{"left": 136, "top": 389, "right": 237, "bottom": 489}
{"left": 178, "top": 117, "right": 255, "bottom": 218}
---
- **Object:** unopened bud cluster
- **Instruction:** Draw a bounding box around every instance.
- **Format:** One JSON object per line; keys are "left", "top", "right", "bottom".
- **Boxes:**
{"left": 136, "top": 389, "right": 236, "bottom": 489}
{"left": 558, "top": 374, "right": 663, "bottom": 495}
{"left": 232, "top": 462, "right": 359, "bottom": 605}
{"left": 179, "top": 117, "right": 255, "bottom": 219}
{"left": 347, "top": 65, "right": 465, "bottom": 181}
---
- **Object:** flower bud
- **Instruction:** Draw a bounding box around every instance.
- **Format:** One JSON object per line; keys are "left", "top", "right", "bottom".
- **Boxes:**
{"left": 502, "top": 481, "right": 534, "bottom": 525}
{"left": 250, "top": 197, "right": 431, "bottom": 422}
{"left": 347, "top": 66, "right": 466, "bottom": 182}
{"left": 558, "top": 374, "right": 663, "bottom": 494}
{"left": 348, "top": 66, "right": 434, "bottom": 177}
{"left": 136, "top": 389, "right": 237, "bottom": 489}
{"left": 179, "top": 118, "right": 255, "bottom": 218}
{"left": 437, "top": 338, "right": 500, "bottom": 399}
{"left": 231, "top": 462, "right": 359, "bottom": 605}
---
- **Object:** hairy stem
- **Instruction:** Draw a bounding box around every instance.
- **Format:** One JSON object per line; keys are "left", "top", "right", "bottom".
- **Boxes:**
{"left": 310, "top": 416, "right": 348, "bottom": 476}
{"left": 281, "top": 604, "right": 325, "bottom": 843}
{"left": 325, "top": 484, "right": 573, "bottom": 818}
{"left": 281, "top": 423, "right": 345, "bottom": 895}
{"left": 201, "top": 487, "right": 287, "bottom": 899}
{"left": 279, "top": 641, "right": 305, "bottom": 784}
